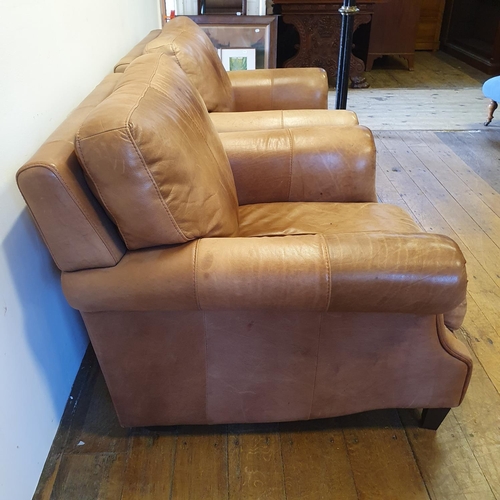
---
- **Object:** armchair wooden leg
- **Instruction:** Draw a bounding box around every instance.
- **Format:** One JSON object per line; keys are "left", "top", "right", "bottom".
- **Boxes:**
{"left": 420, "top": 408, "right": 451, "bottom": 430}
{"left": 485, "top": 100, "right": 498, "bottom": 126}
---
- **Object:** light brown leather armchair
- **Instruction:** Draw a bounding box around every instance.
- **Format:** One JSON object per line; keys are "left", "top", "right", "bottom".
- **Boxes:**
{"left": 17, "top": 52, "right": 472, "bottom": 430}
{"left": 115, "top": 16, "right": 359, "bottom": 132}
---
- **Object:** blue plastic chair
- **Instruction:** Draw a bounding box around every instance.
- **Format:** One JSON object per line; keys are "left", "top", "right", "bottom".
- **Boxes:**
{"left": 483, "top": 76, "right": 500, "bottom": 126}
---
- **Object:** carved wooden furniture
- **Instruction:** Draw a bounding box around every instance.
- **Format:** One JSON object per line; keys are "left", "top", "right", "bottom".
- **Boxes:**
{"left": 441, "top": 0, "right": 500, "bottom": 75}
{"left": 274, "top": 0, "right": 385, "bottom": 87}
{"left": 366, "top": 0, "right": 420, "bottom": 71}
{"left": 416, "top": 0, "right": 446, "bottom": 51}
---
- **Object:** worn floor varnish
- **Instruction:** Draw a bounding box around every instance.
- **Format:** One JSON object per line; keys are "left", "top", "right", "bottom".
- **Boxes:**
{"left": 33, "top": 53, "right": 500, "bottom": 499}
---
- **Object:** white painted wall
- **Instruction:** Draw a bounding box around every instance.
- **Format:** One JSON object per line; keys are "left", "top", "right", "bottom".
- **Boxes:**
{"left": 0, "top": 1, "right": 160, "bottom": 498}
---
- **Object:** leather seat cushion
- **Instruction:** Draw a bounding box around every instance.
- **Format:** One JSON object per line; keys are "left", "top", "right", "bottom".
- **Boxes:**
{"left": 238, "top": 202, "right": 421, "bottom": 237}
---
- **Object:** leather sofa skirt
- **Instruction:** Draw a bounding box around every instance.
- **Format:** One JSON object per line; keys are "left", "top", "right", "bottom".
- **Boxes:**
{"left": 82, "top": 310, "right": 472, "bottom": 427}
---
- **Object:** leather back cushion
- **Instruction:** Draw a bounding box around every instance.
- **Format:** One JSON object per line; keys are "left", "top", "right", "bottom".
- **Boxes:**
{"left": 144, "top": 16, "right": 234, "bottom": 112}
{"left": 76, "top": 52, "right": 239, "bottom": 250}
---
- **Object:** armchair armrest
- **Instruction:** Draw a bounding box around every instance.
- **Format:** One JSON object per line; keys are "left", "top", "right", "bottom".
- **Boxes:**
{"left": 210, "top": 109, "right": 358, "bottom": 133}
{"left": 228, "top": 68, "right": 328, "bottom": 111}
{"left": 62, "top": 232, "right": 466, "bottom": 316}
{"left": 220, "top": 126, "right": 377, "bottom": 205}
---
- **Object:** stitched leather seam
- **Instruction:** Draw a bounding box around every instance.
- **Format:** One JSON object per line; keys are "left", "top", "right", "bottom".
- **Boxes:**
{"left": 75, "top": 133, "right": 132, "bottom": 248}
{"left": 319, "top": 233, "right": 332, "bottom": 311}
{"left": 125, "top": 124, "right": 188, "bottom": 242}
{"left": 435, "top": 316, "right": 472, "bottom": 404}
{"left": 170, "top": 42, "right": 183, "bottom": 70}
{"left": 309, "top": 313, "right": 323, "bottom": 420}
{"left": 193, "top": 239, "right": 202, "bottom": 310}
{"left": 19, "top": 164, "right": 121, "bottom": 263}
{"left": 77, "top": 125, "right": 132, "bottom": 141}
{"left": 168, "top": 27, "right": 192, "bottom": 69}
{"left": 285, "top": 128, "right": 293, "bottom": 201}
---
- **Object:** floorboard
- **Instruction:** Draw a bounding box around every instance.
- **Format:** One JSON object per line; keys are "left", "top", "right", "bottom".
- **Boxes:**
{"left": 228, "top": 424, "right": 285, "bottom": 500}
{"left": 435, "top": 130, "right": 500, "bottom": 194}
{"left": 280, "top": 419, "right": 358, "bottom": 500}
{"left": 33, "top": 52, "right": 500, "bottom": 500}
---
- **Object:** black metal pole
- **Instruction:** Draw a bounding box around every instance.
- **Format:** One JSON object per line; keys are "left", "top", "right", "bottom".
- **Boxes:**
{"left": 335, "top": 0, "right": 359, "bottom": 109}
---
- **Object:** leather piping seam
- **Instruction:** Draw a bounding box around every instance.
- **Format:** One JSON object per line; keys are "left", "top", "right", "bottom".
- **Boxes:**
{"left": 125, "top": 55, "right": 189, "bottom": 243}
{"left": 193, "top": 239, "right": 202, "bottom": 310}
{"left": 309, "top": 313, "right": 323, "bottom": 420}
{"left": 435, "top": 316, "right": 472, "bottom": 404}
{"left": 76, "top": 125, "right": 130, "bottom": 141}
{"left": 285, "top": 128, "right": 294, "bottom": 201}
{"left": 319, "top": 233, "right": 332, "bottom": 311}
{"left": 18, "top": 165, "right": 121, "bottom": 265}
{"left": 75, "top": 133, "right": 132, "bottom": 248}
{"left": 170, "top": 41, "right": 184, "bottom": 72}
{"left": 124, "top": 124, "right": 188, "bottom": 243}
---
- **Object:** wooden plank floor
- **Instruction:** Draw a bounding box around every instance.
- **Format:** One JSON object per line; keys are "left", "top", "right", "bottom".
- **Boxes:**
{"left": 34, "top": 54, "right": 500, "bottom": 500}
{"left": 328, "top": 52, "right": 492, "bottom": 131}
{"left": 363, "top": 51, "right": 487, "bottom": 89}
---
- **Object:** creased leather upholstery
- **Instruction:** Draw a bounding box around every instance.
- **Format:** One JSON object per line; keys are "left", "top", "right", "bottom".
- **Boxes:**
{"left": 221, "top": 126, "right": 376, "bottom": 204}
{"left": 17, "top": 32, "right": 472, "bottom": 428}
{"left": 144, "top": 16, "right": 234, "bottom": 112}
{"left": 82, "top": 310, "right": 471, "bottom": 427}
{"left": 76, "top": 53, "right": 239, "bottom": 250}
{"left": 211, "top": 109, "right": 358, "bottom": 132}
{"left": 141, "top": 16, "right": 331, "bottom": 114}
{"left": 142, "top": 17, "right": 329, "bottom": 113}
{"left": 114, "top": 18, "right": 353, "bottom": 134}
{"left": 228, "top": 68, "right": 328, "bottom": 111}
{"left": 63, "top": 204, "right": 466, "bottom": 316}
{"left": 64, "top": 231, "right": 467, "bottom": 316}
{"left": 16, "top": 74, "right": 125, "bottom": 272}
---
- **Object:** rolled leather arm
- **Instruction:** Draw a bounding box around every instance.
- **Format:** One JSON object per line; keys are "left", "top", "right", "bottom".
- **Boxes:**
{"left": 63, "top": 232, "right": 466, "bottom": 316}
{"left": 210, "top": 109, "right": 358, "bottom": 133}
{"left": 228, "top": 68, "right": 329, "bottom": 111}
{"left": 220, "top": 125, "right": 377, "bottom": 205}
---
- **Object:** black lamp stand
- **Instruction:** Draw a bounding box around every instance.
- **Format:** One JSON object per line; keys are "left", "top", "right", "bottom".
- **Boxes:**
{"left": 335, "top": 0, "right": 359, "bottom": 109}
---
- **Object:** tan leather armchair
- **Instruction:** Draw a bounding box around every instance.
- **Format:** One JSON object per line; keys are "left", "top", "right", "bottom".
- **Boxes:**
{"left": 17, "top": 52, "right": 471, "bottom": 430}
{"left": 115, "top": 16, "right": 359, "bottom": 132}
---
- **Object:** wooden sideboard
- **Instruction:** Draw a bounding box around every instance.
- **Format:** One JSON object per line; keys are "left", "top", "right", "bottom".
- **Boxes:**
{"left": 274, "top": 0, "right": 386, "bottom": 87}
{"left": 416, "top": 0, "right": 446, "bottom": 51}
{"left": 366, "top": 0, "right": 420, "bottom": 71}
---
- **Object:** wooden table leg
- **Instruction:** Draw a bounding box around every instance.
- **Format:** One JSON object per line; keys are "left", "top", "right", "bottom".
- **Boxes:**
{"left": 485, "top": 99, "right": 498, "bottom": 126}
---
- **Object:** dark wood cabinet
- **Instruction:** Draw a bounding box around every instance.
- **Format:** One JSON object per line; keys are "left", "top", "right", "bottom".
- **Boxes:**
{"left": 441, "top": 0, "right": 500, "bottom": 75}
{"left": 366, "top": 0, "right": 421, "bottom": 71}
{"left": 416, "top": 0, "right": 446, "bottom": 50}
